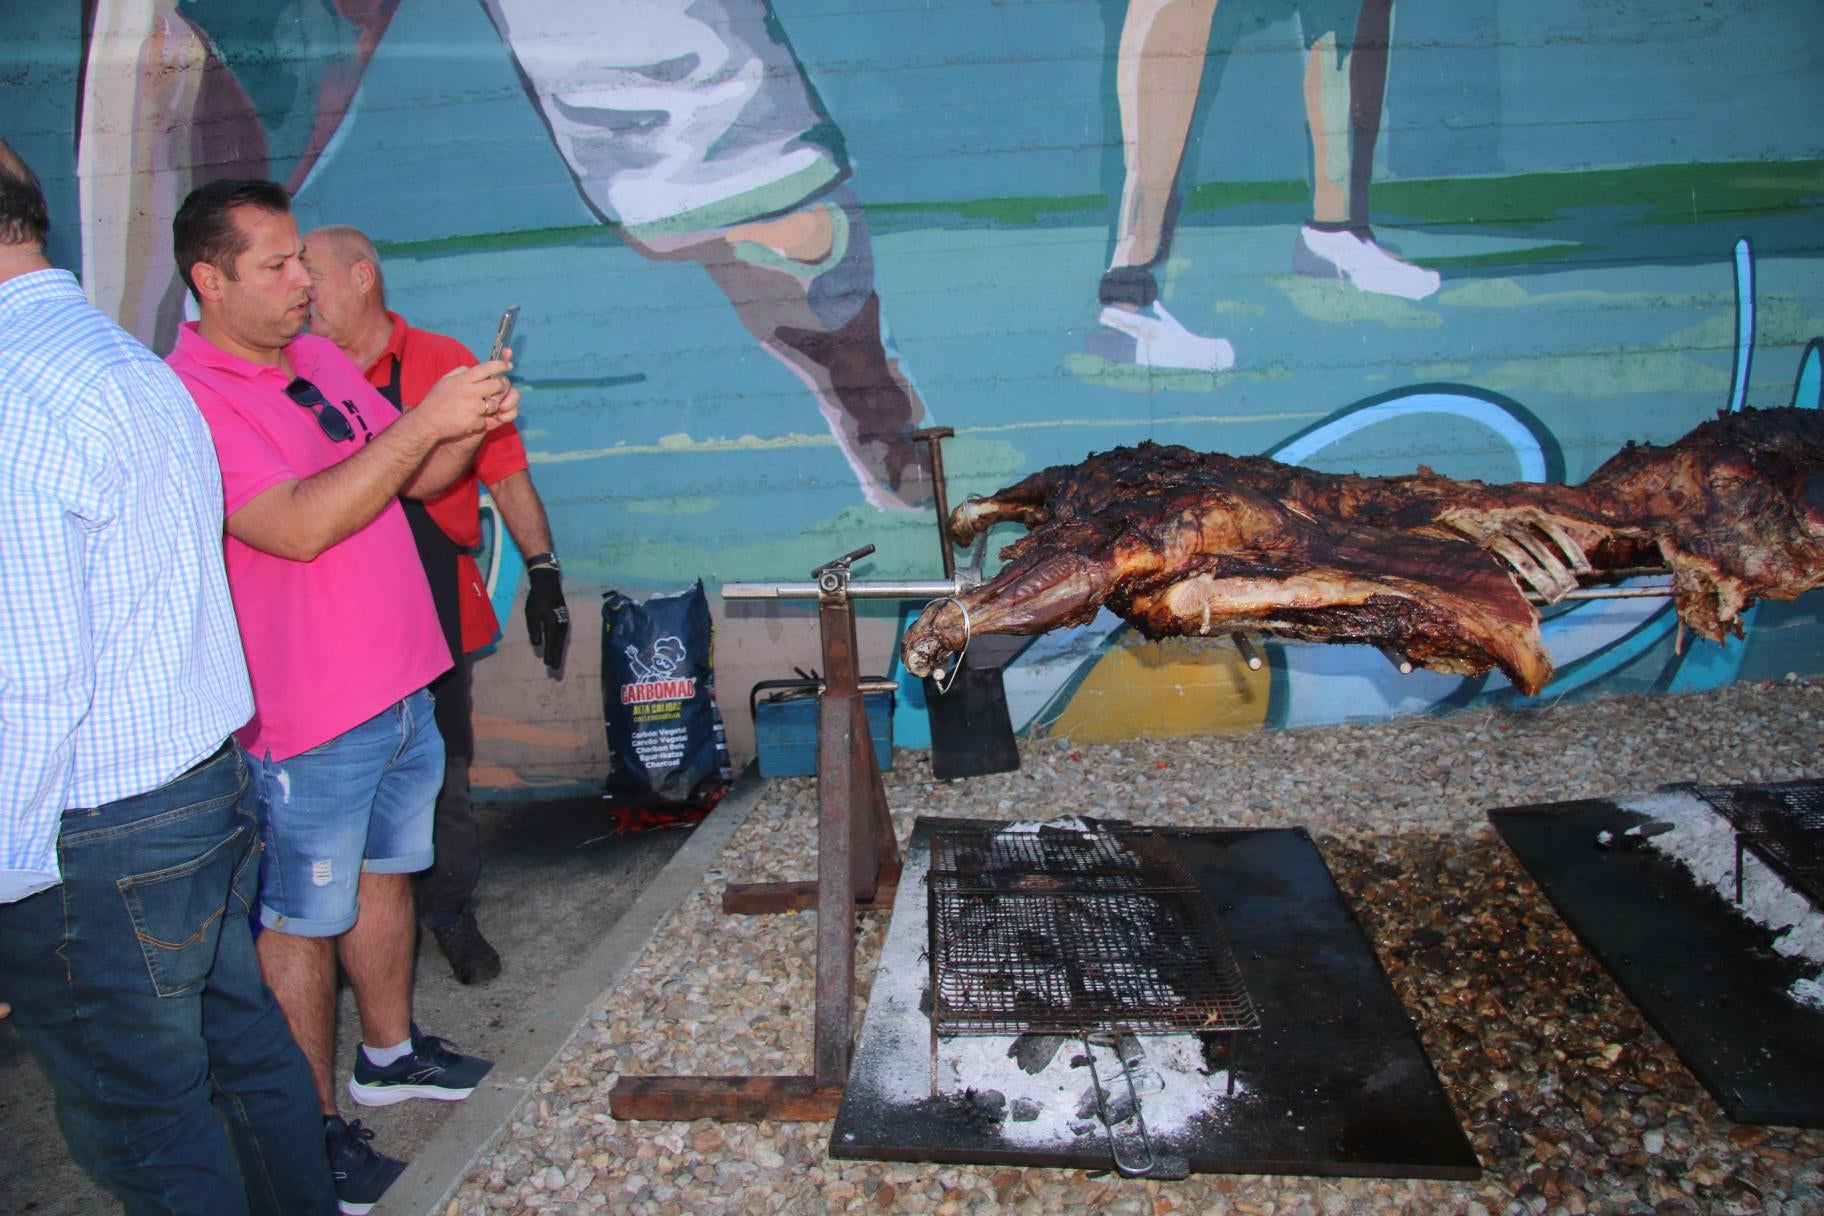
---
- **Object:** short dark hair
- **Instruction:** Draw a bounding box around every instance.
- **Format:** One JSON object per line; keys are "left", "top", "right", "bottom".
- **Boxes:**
{"left": 0, "top": 140, "right": 51, "bottom": 249}
{"left": 172, "top": 179, "right": 292, "bottom": 297}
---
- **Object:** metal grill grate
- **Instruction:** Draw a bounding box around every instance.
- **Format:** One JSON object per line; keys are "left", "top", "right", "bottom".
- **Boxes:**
{"left": 1693, "top": 781, "right": 1824, "bottom": 911}
{"left": 927, "top": 824, "right": 1260, "bottom": 1035}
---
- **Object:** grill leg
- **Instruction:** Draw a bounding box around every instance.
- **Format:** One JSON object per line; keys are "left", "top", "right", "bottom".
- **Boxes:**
{"left": 1735, "top": 833, "right": 1745, "bottom": 906}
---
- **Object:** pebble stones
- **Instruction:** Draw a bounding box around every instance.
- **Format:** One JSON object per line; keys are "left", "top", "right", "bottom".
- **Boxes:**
{"left": 452, "top": 677, "right": 1824, "bottom": 1214}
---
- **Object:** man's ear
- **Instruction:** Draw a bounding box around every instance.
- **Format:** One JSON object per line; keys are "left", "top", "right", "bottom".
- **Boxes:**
{"left": 190, "top": 260, "right": 226, "bottom": 303}
{"left": 353, "top": 259, "right": 378, "bottom": 295}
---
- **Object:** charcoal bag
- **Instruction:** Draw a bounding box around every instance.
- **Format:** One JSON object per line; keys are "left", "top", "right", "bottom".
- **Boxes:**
{"left": 601, "top": 581, "right": 732, "bottom": 830}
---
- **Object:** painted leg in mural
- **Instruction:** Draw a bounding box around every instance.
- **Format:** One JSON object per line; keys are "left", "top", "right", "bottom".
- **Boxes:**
{"left": 82, "top": 0, "right": 932, "bottom": 508}
{"left": 1091, "top": 0, "right": 1438, "bottom": 371}
{"left": 76, "top": 0, "right": 398, "bottom": 350}
{"left": 1092, "top": 0, "right": 1237, "bottom": 373}
{"left": 482, "top": 0, "right": 934, "bottom": 512}
{"left": 1291, "top": 0, "right": 1440, "bottom": 299}
{"left": 78, "top": 0, "right": 236, "bottom": 348}
{"left": 628, "top": 193, "right": 934, "bottom": 512}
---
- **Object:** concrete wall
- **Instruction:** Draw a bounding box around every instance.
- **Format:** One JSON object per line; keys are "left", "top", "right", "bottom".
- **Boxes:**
{"left": 6, "top": 0, "right": 1823, "bottom": 796}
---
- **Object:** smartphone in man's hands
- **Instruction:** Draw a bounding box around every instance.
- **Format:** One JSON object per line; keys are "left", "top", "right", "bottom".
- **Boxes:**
{"left": 489, "top": 306, "right": 520, "bottom": 363}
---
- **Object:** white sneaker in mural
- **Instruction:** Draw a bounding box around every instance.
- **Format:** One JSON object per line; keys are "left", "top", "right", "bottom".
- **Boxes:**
{"left": 1089, "top": 302, "right": 1236, "bottom": 373}
{"left": 1294, "top": 224, "right": 1441, "bottom": 300}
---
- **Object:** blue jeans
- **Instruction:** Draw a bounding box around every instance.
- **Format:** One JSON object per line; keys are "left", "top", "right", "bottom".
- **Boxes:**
{"left": 252, "top": 691, "right": 441, "bottom": 937}
{"left": 0, "top": 744, "right": 336, "bottom": 1216}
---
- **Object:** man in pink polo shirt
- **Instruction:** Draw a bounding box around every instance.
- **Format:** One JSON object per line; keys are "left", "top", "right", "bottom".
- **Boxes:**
{"left": 166, "top": 178, "right": 513, "bottom": 1211}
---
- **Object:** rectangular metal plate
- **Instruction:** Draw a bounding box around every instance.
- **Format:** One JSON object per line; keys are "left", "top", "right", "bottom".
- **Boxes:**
{"left": 831, "top": 818, "right": 1481, "bottom": 1179}
{"left": 1491, "top": 795, "right": 1824, "bottom": 1127}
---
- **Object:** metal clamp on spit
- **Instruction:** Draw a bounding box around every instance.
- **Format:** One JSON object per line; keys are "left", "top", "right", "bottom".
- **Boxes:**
{"left": 722, "top": 554, "right": 981, "bottom": 606}
{"left": 725, "top": 550, "right": 987, "bottom": 694}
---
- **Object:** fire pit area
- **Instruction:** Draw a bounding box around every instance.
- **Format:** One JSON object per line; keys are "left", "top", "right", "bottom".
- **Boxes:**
{"left": 925, "top": 821, "right": 1259, "bottom": 1039}
{"left": 1491, "top": 782, "right": 1824, "bottom": 1126}
{"left": 452, "top": 677, "right": 1824, "bottom": 1215}
{"left": 834, "top": 817, "right": 1476, "bottom": 1179}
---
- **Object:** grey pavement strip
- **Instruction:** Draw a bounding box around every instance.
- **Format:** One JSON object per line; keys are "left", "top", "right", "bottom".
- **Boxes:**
{"left": 378, "top": 764, "right": 768, "bottom": 1216}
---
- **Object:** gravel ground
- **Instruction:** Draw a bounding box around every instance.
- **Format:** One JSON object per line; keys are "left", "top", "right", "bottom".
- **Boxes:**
{"left": 449, "top": 676, "right": 1824, "bottom": 1215}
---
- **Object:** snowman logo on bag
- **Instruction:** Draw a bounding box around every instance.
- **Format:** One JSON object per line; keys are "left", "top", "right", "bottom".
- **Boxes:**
{"left": 625, "top": 635, "right": 686, "bottom": 682}
{"left": 621, "top": 635, "right": 697, "bottom": 704}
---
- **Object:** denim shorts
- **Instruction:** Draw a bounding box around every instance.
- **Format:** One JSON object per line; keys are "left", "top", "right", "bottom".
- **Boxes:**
{"left": 250, "top": 690, "right": 441, "bottom": 936}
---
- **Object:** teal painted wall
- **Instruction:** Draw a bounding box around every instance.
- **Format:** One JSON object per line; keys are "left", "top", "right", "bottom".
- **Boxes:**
{"left": 6, "top": 0, "right": 1821, "bottom": 791}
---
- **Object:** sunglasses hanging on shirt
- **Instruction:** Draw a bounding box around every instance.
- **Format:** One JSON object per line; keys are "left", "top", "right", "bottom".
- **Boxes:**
{"left": 284, "top": 376, "right": 371, "bottom": 444}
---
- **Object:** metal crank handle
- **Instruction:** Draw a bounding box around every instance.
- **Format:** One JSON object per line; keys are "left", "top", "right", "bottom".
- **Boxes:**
{"left": 812, "top": 544, "right": 876, "bottom": 577}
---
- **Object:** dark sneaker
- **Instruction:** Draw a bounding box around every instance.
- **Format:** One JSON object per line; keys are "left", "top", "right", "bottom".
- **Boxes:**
{"left": 348, "top": 1026, "right": 494, "bottom": 1107}
{"left": 324, "top": 1116, "right": 405, "bottom": 1216}
{"left": 426, "top": 908, "right": 502, "bottom": 985}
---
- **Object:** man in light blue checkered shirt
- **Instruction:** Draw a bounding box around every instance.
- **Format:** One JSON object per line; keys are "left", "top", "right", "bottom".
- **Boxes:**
{"left": 0, "top": 140, "right": 335, "bottom": 1214}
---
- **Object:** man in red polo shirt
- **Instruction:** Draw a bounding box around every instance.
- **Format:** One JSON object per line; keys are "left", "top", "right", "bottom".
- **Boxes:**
{"left": 303, "top": 224, "right": 569, "bottom": 986}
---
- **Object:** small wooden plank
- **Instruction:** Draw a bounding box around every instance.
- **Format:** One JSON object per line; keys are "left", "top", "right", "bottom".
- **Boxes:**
{"left": 609, "top": 1075, "right": 843, "bottom": 1123}
{"left": 722, "top": 880, "right": 818, "bottom": 914}
{"left": 722, "top": 880, "right": 898, "bottom": 915}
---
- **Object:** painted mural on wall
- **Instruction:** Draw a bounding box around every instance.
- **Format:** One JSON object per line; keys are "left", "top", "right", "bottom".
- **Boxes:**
{"left": 75, "top": 0, "right": 931, "bottom": 511}
{"left": 8, "top": 0, "right": 1824, "bottom": 779}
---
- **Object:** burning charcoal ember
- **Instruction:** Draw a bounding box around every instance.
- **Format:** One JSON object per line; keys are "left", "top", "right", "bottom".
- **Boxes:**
{"left": 1009, "top": 1096, "right": 1042, "bottom": 1122}
{"left": 1075, "top": 1081, "right": 1138, "bottom": 1126}
{"left": 1013, "top": 930, "right": 1061, "bottom": 964}
{"left": 902, "top": 407, "right": 1824, "bottom": 694}
{"left": 1196, "top": 1032, "right": 1233, "bottom": 1075}
{"left": 917, "top": 1088, "right": 1008, "bottom": 1134}
{"left": 1007, "top": 1033, "right": 1070, "bottom": 1074}
{"left": 969, "top": 1088, "right": 1007, "bottom": 1120}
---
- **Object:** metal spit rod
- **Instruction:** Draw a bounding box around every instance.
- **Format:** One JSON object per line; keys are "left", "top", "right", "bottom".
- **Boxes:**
{"left": 1528, "top": 582, "right": 1675, "bottom": 602}
{"left": 725, "top": 561, "right": 1677, "bottom": 685}
{"left": 1366, "top": 581, "right": 1679, "bottom": 675}
{"left": 723, "top": 578, "right": 972, "bottom": 601}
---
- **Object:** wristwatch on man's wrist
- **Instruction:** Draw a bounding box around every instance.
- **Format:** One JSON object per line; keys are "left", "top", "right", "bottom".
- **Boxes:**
{"left": 525, "top": 551, "right": 560, "bottom": 572}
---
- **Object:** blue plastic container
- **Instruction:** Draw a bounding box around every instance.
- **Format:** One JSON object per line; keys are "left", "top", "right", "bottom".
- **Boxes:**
{"left": 751, "top": 679, "right": 894, "bottom": 778}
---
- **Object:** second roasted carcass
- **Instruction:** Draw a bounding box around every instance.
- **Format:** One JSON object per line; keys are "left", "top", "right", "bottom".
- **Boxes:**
{"left": 900, "top": 407, "right": 1824, "bottom": 695}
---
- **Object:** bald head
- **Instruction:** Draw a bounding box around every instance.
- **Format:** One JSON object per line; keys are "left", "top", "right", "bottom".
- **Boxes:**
{"left": 0, "top": 137, "right": 50, "bottom": 253}
{"left": 303, "top": 224, "right": 391, "bottom": 362}
{"left": 308, "top": 226, "right": 381, "bottom": 286}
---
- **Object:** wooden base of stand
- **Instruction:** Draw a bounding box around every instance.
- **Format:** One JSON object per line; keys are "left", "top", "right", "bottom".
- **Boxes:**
{"left": 723, "top": 879, "right": 899, "bottom": 915}
{"left": 609, "top": 1075, "right": 844, "bottom": 1122}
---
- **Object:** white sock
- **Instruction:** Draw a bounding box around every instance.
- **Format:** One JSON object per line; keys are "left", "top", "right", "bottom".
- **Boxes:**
{"left": 362, "top": 1036, "right": 413, "bottom": 1067}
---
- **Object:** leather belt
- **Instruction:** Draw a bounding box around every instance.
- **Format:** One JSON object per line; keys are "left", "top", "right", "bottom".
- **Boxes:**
{"left": 179, "top": 737, "right": 235, "bottom": 780}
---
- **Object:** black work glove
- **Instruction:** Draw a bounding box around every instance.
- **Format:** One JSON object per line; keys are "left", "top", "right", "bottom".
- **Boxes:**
{"left": 525, "top": 565, "right": 570, "bottom": 674}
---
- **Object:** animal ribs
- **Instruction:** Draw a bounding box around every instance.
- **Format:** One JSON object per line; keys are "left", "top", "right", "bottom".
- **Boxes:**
{"left": 900, "top": 407, "right": 1824, "bottom": 695}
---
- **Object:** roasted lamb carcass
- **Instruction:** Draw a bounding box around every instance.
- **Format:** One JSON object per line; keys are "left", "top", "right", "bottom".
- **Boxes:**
{"left": 1577, "top": 406, "right": 1824, "bottom": 642}
{"left": 901, "top": 408, "right": 1824, "bottom": 696}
